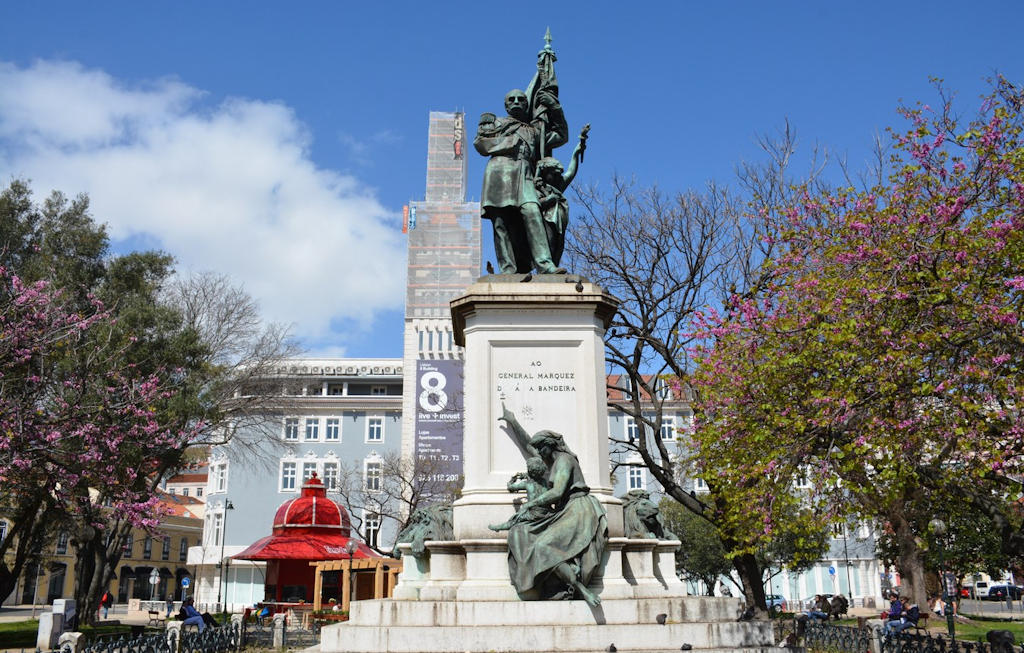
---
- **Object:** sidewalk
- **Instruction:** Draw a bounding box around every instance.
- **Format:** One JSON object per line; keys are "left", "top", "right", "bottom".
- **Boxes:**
{"left": 0, "top": 603, "right": 152, "bottom": 625}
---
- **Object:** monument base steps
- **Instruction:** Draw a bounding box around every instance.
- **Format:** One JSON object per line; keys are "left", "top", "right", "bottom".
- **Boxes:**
{"left": 319, "top": 596, "right": 776, "bottom": 653}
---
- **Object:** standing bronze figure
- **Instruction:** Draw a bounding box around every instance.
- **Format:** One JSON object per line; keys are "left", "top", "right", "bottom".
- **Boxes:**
{"left": 476, "top": 30, "right": 587, "bottom": 275}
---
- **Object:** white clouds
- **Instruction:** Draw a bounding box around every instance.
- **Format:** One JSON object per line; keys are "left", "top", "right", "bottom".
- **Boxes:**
{"left": 0, "top": 60, "right": 406, "bottom": 350}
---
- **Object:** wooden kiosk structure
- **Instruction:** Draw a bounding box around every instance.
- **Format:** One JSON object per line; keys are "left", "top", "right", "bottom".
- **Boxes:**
{"left": 310, "top": 557, "right": 402, "bottom": 612}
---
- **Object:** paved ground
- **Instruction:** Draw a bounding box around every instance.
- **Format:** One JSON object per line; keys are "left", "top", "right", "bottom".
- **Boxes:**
{"left": 0, "top": 603, "right": 153, "bottom": 625}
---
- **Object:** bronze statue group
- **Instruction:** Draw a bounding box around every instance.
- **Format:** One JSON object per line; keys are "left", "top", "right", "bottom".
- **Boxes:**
{"left": 475, "top": 37, "right": 589, "bottom": 276}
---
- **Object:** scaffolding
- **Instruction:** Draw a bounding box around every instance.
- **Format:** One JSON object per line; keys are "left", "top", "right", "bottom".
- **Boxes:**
{"left": 404, "top": 111, "right": 481, "bottom": 322}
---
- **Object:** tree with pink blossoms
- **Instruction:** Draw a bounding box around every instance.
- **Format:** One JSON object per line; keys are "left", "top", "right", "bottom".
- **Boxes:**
{"left": 0, "top": 181, "right": 296, "bottom": 622}
{"left": 0, "top": 265, "right": 201, "bottom": 617}
{"left": 690, "top": 78, "right": 1024, "bottom": 607}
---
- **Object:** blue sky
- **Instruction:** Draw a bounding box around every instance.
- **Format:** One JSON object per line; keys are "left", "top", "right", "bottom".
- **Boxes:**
{"left": 2, "top": 2, "right": 1021, "bottom": 358}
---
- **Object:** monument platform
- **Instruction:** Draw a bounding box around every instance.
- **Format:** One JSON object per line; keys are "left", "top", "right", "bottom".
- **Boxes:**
{"left": 318, "top": 276, "right": 775, "bottom": 653}
{"left": 319, "top": 596, "right": 775, "bottom": 653}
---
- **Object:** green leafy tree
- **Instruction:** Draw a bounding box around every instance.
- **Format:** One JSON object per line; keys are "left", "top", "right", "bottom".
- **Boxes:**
{"left": 658, "top": 499, "right": 732, "bottom": 594}
{"left": 689, "top": 78, "right": 1024, "bottom": 608}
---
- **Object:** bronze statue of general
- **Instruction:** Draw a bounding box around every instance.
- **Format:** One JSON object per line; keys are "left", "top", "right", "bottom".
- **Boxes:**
{"left": 475, "top": 32, "right": 586, "bottom": 276}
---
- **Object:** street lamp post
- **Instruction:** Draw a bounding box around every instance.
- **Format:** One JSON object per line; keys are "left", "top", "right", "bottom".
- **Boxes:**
{"left": 345, "top": 539, "right": 358, "bottom": 614}
{"left": 929, "top": 518, "right": 956, "bottom": 644}
{"left": 149, "top": 568, "right": 160, "bottom": 601}
{"left": 216, "top": 500, "right": 234, "bottom": 612}
{"left": 841, "top": 523, "right": 853, "bottom": 603}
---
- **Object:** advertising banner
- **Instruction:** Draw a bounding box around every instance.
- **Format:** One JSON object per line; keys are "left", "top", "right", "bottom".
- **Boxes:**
{"left": 414, "top": 359, "right": 464, "bottom": 486}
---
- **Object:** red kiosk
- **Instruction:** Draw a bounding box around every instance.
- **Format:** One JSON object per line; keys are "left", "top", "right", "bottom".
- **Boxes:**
{"left": 234, "top": 474, "right": 378, "bottom": 608}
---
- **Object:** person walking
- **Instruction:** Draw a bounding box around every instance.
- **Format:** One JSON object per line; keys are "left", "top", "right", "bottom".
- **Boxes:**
{"left": 99, "top": 590, "right": 113, "bottom": 619}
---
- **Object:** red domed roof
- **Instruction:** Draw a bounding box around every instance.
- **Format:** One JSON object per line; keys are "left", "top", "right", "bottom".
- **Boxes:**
{"left": 271, "top": 474, "right": 350, "bottom": 534}
{"left": 234, "top": 473, "right": 379, "bottom": 562}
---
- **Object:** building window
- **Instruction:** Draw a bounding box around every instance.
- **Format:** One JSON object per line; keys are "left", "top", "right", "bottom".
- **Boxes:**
{"left": 55, "top": 531, "right": 69, "bottom": 555}
{"left": 654, "top": 378, "right": 673, "bottom": 400}
{"left": 627, "top": 466, "right": 644, "bottom": 490}
{"left": 281, "top": 462, "right": 297, "bottom": 491}
{"left": 211, "top": 513, "right": 224, "bottom": 547}
{"left": 325, "top": 418, "right": 340, "bottom": 441}
{"left": 161, "top": 537, "right": 171, "bottom": 561}
{"left": 365, "top": 461, "right": 382, "bottom": 492}
{"left": 123, "top": 534, "right": 134, "bottom": 556}
{"left": 179, "top": 538, "right": 188, "bottom": 562}
{"left": 182, "top": 488, "right": 189, "bottom": 497}
{"left": 659, "top": 416, "right": 677, "bottom": 442}
{"left": 371, "top": 385, "right": 387, "bottom": 396}
{"left": 0, "top": 520, "right": 6, "bottom": 543}
{"left": 693, "top": 477, "right": 708, "bottom": 492}
{"left": 169, "top": 488, "right": 176, "bottom": 495}
{"left": 625, "top": 417, "right": 639, "bottom": 442}
{"left": 284, "top": 417, "right": 299, "bottom": 441}
{"left": 196, "top": 487, "right": 203, "bottom": 498}
{"left": 305, "top": 417, "right": 320, "bottom": 441}
{"left": 143, "top": 536, "right": 152, "bottom": 560}
{"left": 366, "top": 417, "right": 384, "bottom": 443}
{"left": 365, "top": 512, "right": 381, "bottom": 549}
{"left": 323, "top": 462, "right": 339, "bottom": 490}
{"left": 211, "top": 461, "right": 228, "bottom": 494}
{"left": 302, "top": 461, "right": 318, "bottom": 483}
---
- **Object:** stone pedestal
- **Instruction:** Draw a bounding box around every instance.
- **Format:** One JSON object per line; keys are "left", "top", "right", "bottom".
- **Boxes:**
{"left": 450, "top": 276, "right": 624, "bottom": 599}
{"left": 419, "top": 541, "right": 466, "bottom": 601}
{"left": 392, "top": 544, "right": 429, "bottom": 600}
{"left": 655, "top": 540, "right": 688, "bottom": 593}
{"left": 36, "top": 612, "right": 63, "bottom": 651}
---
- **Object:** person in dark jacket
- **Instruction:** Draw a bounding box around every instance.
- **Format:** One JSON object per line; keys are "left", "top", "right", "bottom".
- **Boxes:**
{"left": 884, "top": 597, "right": 919, "bottom": 635}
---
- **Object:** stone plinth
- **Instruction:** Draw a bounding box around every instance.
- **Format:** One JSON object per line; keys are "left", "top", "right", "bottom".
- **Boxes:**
{"left": 392, "top": 543, "right": 428, "bottom": 600}
{"left": 449, "top": 276, "right": 624, "bottom": 601}
{"left": 451, "top": 275, "right": 619, "bottom": 505}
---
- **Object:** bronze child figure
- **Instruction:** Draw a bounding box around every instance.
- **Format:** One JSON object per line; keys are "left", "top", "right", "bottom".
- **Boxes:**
{"left": 533, "top": 124, "right": 588, "bottom": 267}
{"left": 489, "top": 456, "right": 551, "bottom": 532}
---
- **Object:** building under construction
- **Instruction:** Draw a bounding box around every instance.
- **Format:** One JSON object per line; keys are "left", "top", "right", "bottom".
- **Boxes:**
{"left": 400, "top": 111, "right": 480, "bottom": 483}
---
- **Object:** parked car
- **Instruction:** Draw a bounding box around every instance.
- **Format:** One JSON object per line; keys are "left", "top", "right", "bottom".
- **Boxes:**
{"left": 986, "top": 585, "right": 1022, "bottom": 600}
{"left": 972, "top": 581, "right": 990, "bottom": 598}
{"left": 766, "top": 594, "right": 787, "bottom": 613}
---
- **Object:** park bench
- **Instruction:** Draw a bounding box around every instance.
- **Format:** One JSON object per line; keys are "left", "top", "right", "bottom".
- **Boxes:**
{"left": 912, "top": 613, "right": 929, "bottom": 633}
{"left": 147, "top": 610, "right": 166, "bottom": 627}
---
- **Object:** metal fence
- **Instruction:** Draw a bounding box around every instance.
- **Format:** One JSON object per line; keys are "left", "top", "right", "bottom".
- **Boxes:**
{"left": 805, "top": 622, "right": 875, "bottom": 653}
{"left": 797, "top": 621, "right": 1021, "bottom": 653}
{"left": 876, "top": 628, "right": 1016, "bottom": 653}
{"left": 41, "top": 621, "right": 242, "bottom": 653}
{"left": 178, "top": 622, "right": 241, "bottom": 653}
{"left": 239, "top": 613, "right": 323, "bottom": 649}
{"left": 75, "top": 630, "right": 176, "bottom": 653}
{"left": 240, "top": 617, "right": 273, "bottom": 648}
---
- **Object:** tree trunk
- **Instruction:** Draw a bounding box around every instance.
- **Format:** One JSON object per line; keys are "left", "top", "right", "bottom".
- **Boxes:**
{"left": 891, "top": 512, "right": 928, "bottom": 608}
{"left": 0, "top": 494, "right": 52, "bottom": 603}
{"left": 732, "top": 551, "right": 769, "bottom": 619}
{"left": 72, "top": 519, "right": 127, "bottom": 626}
